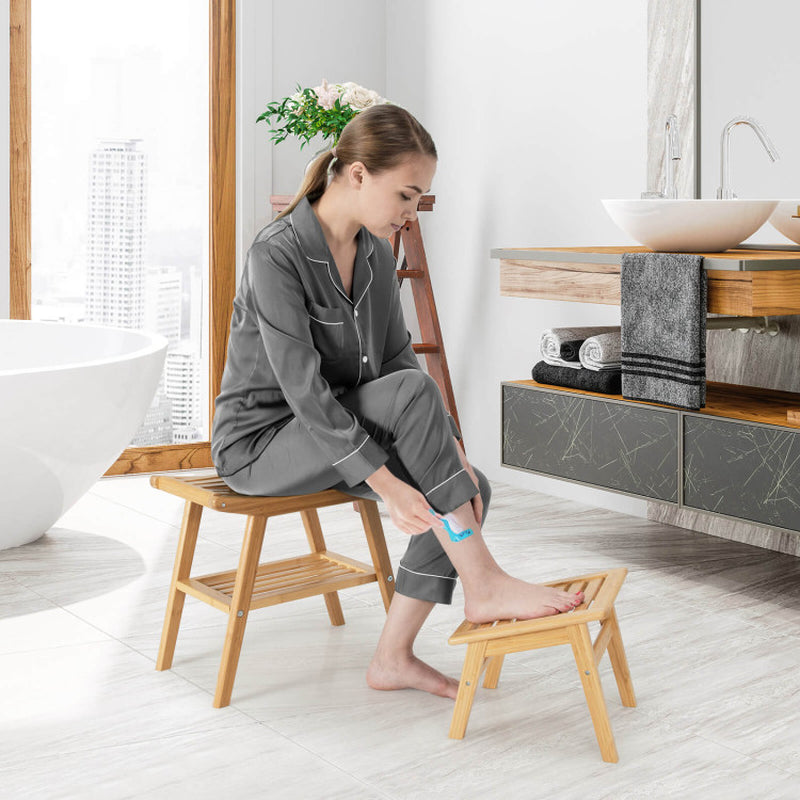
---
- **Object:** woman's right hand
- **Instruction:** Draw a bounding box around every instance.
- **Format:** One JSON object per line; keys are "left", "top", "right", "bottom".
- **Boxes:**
{"left": 366, "top": 466, "right": 444, "bottom": 536}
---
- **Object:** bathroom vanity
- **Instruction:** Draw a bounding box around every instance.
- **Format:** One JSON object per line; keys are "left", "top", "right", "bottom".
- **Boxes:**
{"left": 495, "top": 246, "right": 800, "bottom": 538}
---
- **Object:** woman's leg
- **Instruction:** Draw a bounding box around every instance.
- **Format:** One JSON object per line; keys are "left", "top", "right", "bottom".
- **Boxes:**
{"left": 344, "top": 460, "right": 493, "bottom": 699}
{"left": 223, "top": 370, "right": 581, "bottom": 698}
{"left": 339, "top": 370, "right": 583, "bottom": 622}
{"left": 365, "top": 594, "right": 459, "bottom": 699}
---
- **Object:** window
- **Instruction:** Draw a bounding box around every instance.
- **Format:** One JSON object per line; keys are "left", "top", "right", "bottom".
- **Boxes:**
{"left": 10, "top": 0, "right": 235, "bottom": 474}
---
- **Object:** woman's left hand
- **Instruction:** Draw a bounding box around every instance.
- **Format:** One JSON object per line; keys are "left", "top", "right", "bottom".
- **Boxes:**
{"left": 455, "top": 439, "right": 482, "bottom": 525}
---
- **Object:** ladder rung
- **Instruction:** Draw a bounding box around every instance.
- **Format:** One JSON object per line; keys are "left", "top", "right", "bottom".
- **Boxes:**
{"left": 412, "top": 343, "right": 440, "bottom": 354}
{"left": 397, "top": 269, "right": 425, "bottom": 279}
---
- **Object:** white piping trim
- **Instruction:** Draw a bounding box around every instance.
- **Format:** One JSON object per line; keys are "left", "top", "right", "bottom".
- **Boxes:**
{"left": 288, "top": 212, "right": 353, "bottom": 305}
{"left": 355, "top": 313, "right": 364, "bottom": 384}
{"left": 332, "top": 436, "right": 370, "bottom": 466}
{"left": 353, "top": 250, "right": 373, "bottom": 310}
{"left": 323, "top": 260, "right": 353, "bottom": 305}
{"left": 427, "top": 468, "right": 466, "bottom": 495}
{"left": 398, "top": 565, "right": 457, "bottom": 582}
{"left": 288, "top": 213, "right": 314, "bottom": 262}
{"left": 308, "top": 314, "right": 343, "bottom": 326}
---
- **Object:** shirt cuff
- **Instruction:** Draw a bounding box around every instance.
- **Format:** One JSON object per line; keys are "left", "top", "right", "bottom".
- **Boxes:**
{"left": 332, "top": 436, "right": 389, "bottom": 487}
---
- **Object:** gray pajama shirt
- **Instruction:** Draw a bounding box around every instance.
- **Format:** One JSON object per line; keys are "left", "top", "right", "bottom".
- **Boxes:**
{"left": 211, "top": 196, "right": 490, "bottom": 604}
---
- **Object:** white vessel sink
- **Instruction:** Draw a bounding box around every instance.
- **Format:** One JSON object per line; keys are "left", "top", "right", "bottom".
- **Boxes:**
{"left": 768, "top": 200, "right": 800, "bottom": 245}
{"left": 602, "top": 199, "right": 778, "bottom": 253}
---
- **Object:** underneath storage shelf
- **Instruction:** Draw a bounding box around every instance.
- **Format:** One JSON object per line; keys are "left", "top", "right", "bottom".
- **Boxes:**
{"left": 510, "top": 379, "right": 800, "bottom": 429}
{"left": 179, "top": 551, "right": 379, "bottom": 612}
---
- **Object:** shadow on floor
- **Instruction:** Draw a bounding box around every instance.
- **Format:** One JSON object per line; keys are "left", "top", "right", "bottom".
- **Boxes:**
{"left": 576, "top": 516, "right": 800, "bottom": 608}
{"left": 0, "top": 528, "right": 146, "bottom": 615}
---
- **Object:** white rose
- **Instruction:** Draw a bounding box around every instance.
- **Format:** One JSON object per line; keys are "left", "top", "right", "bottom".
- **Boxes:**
{"left": 341, "top": 83, "right": 385, "bottom": 110}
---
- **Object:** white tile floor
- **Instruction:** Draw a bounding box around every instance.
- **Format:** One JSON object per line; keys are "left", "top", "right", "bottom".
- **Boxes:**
{"left": 1, "top": 474, "right": 799, "bottom": 799}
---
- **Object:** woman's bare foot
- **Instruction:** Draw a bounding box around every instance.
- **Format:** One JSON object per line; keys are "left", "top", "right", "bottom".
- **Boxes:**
{"left": 367, "top": 652, "right": 459, "bottom": 699}
{"left": 464, "top": 574, "right": 583, "bottom": 624}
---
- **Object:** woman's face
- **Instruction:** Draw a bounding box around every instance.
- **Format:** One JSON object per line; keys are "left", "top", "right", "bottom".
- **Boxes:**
{"left": 352, "top": 154, "right": 437, "bottom": 239}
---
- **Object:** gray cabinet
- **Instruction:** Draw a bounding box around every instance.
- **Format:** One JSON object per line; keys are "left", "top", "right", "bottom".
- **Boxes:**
{"left": 683, "top": 415, "right": 800, "bottom": 531}
{"left": 503, "top": 382, "right": 800, "bottom": 533}
{"left": 503, "top": 384, "right": 679, "bottom": 502}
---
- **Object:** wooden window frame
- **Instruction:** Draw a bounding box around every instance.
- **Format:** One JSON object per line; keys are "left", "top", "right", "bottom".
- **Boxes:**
{"left": 9, "top": 0, "right": 236, "bottom": 474}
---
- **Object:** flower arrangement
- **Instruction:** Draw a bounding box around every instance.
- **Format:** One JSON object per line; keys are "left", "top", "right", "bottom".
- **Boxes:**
{"left": 257, "top": 79, "right": 389, "bottom": 149}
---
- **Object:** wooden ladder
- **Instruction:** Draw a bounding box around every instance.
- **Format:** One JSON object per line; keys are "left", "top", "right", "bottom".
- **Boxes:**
{"left": 270, "top": 194, "right": 462, "bottom": 441}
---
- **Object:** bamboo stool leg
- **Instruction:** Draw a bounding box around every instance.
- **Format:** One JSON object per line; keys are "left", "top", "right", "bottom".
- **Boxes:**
{"left": 483, "top": 654, "right": 505, "bottom": 689}
{"left": 213, "top": 514, "right": 268, "bottom": 708}
{"left": 449, "top": 640, "right": 488, "bottom": 739}
{"left": 569, "top": 623, "right": 618, "bottom": 763}
{"left": 606, "top": 607, "right": 637, "bottom": 708}
{"left": 301, "top": 508, "right": 345, "bottom": 626}
{"left": 355, "top": 499, "right": 395, "bottom": 611}
{"left": 157, "top": 500, "right": 203, "bottom": 671}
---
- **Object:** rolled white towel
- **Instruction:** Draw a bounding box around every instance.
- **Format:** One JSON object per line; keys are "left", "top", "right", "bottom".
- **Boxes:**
{"left": 579, "top": 330, "right": 622, "bottom": 371}
{"left": 540, "top": 326, "right": 620, "bottom": 370}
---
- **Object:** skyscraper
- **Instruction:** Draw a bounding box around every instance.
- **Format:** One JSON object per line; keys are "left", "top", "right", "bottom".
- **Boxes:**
{"left": 145, "top": 265, "right": 182, "bottom": 348}
{"left": 85, "top": 139, "right": 146, "bottom": 328}
{"left": 165, "top": 344, "right": 202, "bottom": 442}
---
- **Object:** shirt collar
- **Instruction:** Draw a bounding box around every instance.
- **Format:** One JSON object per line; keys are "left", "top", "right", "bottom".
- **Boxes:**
{"left": 289, "top": 195, "right": 375, "bottom": 265}
{"left": 289, "top": 195, "right": 376, "bottom": 306}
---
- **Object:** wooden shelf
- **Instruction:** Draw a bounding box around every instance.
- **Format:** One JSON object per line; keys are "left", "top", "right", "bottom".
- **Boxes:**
{"left": 507, "top": 379, "right": 800, "bottom": 429}
{"left": 181, "top": 551, "right": 379, "bottom": 613}
{"left": 496, "top": 246, "right": 800, "bottom": 316}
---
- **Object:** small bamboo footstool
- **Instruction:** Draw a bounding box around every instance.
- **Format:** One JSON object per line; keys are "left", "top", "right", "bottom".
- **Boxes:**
{"left": 152, "top": 471, "right": 395, "bottom": 708}
{"left": 447, "top": 568, "right": 635, "bottom": 762}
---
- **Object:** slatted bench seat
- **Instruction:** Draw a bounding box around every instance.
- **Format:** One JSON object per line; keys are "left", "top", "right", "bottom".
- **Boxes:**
{"left": 151, "top": 470, "right": 395, "bottom": 708}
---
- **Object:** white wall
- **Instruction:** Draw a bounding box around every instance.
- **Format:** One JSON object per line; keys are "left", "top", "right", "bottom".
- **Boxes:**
{"left": 239, "top": 0, "right": 388, "bottom": 275}
{"left": 1, "top": 0, "right": 10, "bottom": 318}
{"left": 386, "top": 0, "right": 649, "bottom": 514}
{"left": 269, "top": 0, "right": 387, "bottom": 197}
{"left": 700, "top": 0, "right": 800, "bottom": 229}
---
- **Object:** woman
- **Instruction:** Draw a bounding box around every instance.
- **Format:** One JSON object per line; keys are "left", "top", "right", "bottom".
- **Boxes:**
{"left": 212, "top": 104, "right": 582, "bottom": 699}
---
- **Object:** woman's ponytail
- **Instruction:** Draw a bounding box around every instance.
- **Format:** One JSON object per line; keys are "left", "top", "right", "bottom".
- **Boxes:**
{"left": 274, "top": 149, "right": 338, "bottom": 220}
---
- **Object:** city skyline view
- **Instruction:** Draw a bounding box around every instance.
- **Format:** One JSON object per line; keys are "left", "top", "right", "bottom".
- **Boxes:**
{"left": 30, "top": 1, "right": 209, "bottom": 446}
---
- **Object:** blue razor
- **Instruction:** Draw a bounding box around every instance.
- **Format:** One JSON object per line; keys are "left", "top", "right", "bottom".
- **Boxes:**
{"left": 430, "top": 509, "right": 474, "bottom": 542}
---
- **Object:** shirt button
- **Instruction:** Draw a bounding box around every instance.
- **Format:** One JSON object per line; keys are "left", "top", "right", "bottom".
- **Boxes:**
{"left": 354, "top": 309, "right": 359, "bottom": 317}
{"left": 362, "top": 356, "right": 368, "bottom": 363}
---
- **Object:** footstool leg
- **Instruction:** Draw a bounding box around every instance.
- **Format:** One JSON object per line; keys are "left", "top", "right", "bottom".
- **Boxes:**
{"left": 301, "top": 509, "right": 345, "bottom": 626}
{"left": 449, "top": 640, "right": 488, "bottom": 739}
{"left": 214, "top": 514, "right": 267, "bottom": 708}
{"left": 606, "top": 607, "right": 636, "bottom": 708}
{"left": 157, "top": 501, "right": 203, "bottom": 671}
{"left": 569, "top": 623, "right": 618, "bottom": 763}
{"left": 483, "top": 655, "right": 505, "bottom": 689}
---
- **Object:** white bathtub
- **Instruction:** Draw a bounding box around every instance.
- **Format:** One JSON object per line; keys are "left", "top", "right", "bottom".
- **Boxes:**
{"left": 0, "top": 320, "right": 167, "bottom": 550}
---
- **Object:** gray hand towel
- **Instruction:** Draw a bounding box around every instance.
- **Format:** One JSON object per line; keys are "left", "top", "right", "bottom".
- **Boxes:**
{"left": 620, "top": 252, "right": 706, "bottom": 410}
{"left": 578, "top": 330, "right": 621, "bottom": 371}
{"left": 540, "top": 326, "right": 621, "bottom": 370}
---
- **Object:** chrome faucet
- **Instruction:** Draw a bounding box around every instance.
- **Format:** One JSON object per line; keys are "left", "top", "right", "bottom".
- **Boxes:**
{"left": 642, "top": 114, "right": 681, "bottom": 199}
{"left": 717, "top": 116, "right": 779, "bottom": 199}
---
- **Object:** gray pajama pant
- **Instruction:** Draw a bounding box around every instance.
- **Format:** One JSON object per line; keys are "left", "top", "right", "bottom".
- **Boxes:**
{"left": 223, "top": 369, "right": 491, "bottom": 604}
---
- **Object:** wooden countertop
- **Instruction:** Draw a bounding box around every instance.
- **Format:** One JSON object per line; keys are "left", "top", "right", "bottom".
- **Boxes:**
{"left": 494, "top": 246, "right": 800, "bottom": 315}
{"left": 492, "top": 245, "right": 800, "bottom": 270}
{"left": 506, "top": 379, "right": 800, "bottom": 429}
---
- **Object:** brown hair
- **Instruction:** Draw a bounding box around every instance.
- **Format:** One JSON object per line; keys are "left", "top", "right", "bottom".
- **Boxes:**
{"left": 275, "top": 104, "right": 437, "bottom": 220}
